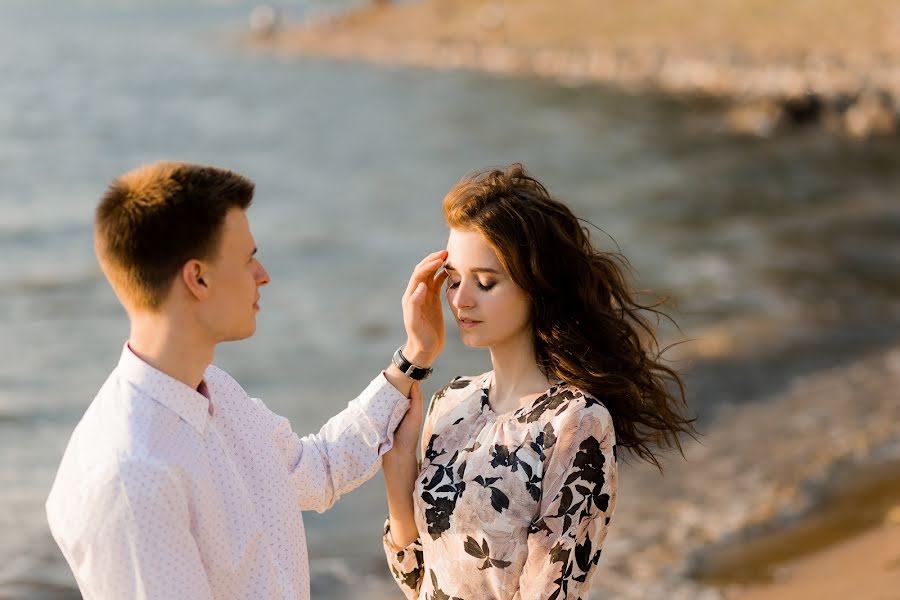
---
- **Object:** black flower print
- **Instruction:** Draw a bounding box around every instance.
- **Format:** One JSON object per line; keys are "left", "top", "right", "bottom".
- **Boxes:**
{"left": 427, "top": 570, "right": 463, "bottom": 600}
{"left": 567, "top": 436, "right": 610, "bottom": 513}
{"left": 463, "top": 536, "right": 512, "bottom": 570}
{"left": 517, "top": 388, "right": 580, "bottom": 424}
{"left": 383, "top": 373, "right": 618, "bottom": 600}
{"left": 473, "top": 475, "right": 510, "bottom": 513}
{"left": 422, "top": 451, "right": 466, "bottom": 539}
{"left": 423, "top": 434, "right": 446, "bottom": 464}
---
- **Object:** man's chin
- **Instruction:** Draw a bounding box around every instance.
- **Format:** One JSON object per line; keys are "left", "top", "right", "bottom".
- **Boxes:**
{"left": 221, "top": 323, "right": 257, "bottom": 342}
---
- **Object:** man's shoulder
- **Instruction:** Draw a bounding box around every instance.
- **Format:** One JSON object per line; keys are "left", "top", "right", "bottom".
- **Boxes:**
{"left": 204, "top": 363, "right": 237, "bottom": 387}
{"left": 61, "top": 369, "right": 202, "bottom": 473}
{"left": 46, "top": 448, "right": 183, "bottom": 552}
{"left": 204, "top": 363, "right": 254, "bottom": 407}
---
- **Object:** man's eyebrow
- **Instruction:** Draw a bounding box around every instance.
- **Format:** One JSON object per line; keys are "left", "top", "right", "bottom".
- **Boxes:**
{"left": 443, "top": 263, "right": 500, "bottom": 275}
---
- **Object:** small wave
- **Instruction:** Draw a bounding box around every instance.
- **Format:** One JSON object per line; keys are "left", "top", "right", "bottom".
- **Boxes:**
{"left": 0, "top": 219, "right": 90, "bottom": 243}
{"left": 0, "top": 271, "right": 103, "bottom": 295}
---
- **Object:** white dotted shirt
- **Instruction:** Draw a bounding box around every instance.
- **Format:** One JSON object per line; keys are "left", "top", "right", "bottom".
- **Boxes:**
{"left": 46, "top": 344, "right": 409, "bottom": 599}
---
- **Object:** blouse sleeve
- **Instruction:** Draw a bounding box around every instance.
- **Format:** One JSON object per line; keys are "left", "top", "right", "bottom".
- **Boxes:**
{"left": 382, "top": 379, "right": 456, "bottom": 599}
{"left": 382, "top": 520, "right": 425, "bottom": 600}
{"left": 513, "top": 405, "right": 618, "bottom": 600}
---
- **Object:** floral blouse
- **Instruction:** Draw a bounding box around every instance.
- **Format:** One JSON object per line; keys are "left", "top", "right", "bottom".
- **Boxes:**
{"left": 383, "top": 371, "right": 618, "bottom": 600}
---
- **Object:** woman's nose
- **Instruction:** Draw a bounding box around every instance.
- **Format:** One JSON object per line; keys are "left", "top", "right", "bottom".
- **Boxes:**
{"left": 452, "top": 282, "right": 475, "bottom": 310}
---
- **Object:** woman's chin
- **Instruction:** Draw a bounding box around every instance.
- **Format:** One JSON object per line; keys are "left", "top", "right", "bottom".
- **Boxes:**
{"left": 458, "top": 332, "right": 488, "bottom": 348}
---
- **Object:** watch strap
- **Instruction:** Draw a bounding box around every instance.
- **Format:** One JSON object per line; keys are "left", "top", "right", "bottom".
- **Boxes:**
{"left": 392, "top": 346, "right": 433, "bottom": 381}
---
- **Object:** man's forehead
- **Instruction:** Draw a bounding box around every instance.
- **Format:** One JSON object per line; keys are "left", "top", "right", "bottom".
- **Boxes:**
{"left": 221, "top": 209, "right": 255, "bottom": 249}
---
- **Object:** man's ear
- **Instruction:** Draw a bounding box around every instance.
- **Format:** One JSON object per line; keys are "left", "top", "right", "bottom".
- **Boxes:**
{"left": 182, "top": 259, "right": 209, "bottom": 300}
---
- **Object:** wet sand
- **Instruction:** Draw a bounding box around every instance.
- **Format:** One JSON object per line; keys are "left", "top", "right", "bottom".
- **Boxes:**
{"left": 693, "top": 460, "right": 900, "bottom": 592}
{"left": 728, "top": 521, "right": 900, "bottom": 600}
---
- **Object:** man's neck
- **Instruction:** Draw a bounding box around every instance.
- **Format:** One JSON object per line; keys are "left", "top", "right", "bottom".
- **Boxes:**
{"left": 128, "top": 314, "right": 214, "bottom": 390}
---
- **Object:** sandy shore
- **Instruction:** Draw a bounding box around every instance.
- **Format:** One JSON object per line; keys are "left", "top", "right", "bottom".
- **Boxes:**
{"left": 729, "top": 519, "right": 900, "bottom": 600}
{"left": 246, "top": 0, "right": 900, "bottom": 136}
{"left": 582, "top": 344, "right": 900, "bottom": 599}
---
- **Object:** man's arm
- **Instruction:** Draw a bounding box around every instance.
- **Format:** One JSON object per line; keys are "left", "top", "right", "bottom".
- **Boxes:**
{"left": 276, "top": 250, "right": 448, "bottom": 512}
{"left": 48, "top": 460, "right": 213, "bottom": 600}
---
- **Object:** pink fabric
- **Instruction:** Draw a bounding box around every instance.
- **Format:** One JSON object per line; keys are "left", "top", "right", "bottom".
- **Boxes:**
{"left": 47, "top": 344, "right": 409, "bottom": 599}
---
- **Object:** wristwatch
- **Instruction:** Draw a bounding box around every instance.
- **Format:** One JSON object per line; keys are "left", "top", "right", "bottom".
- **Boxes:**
{"left": 392, "top": 346, "right": 433, "bottom": 380}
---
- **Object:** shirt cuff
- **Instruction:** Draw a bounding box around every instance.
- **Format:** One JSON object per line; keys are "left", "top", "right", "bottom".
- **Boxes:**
{"left": 349, "top": 372, "right": 410, "bottom": 455}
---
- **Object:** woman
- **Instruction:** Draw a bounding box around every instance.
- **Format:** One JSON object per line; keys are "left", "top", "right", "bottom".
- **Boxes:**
{"left": 382, "top": 164, "right": 695, "bottom": 600}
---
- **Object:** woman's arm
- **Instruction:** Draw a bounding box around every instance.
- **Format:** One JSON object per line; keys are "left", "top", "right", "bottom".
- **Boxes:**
{"left": 513, "top": 407, "right": 618, "bottom": 600}
{"left": 383, "top": 382, "right": 425, "bottom": 548}
{"left": 382, "top": 384, "right": 439, "bottom": 600}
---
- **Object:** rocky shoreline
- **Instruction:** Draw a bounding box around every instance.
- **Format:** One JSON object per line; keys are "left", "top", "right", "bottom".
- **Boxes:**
{"left": 245, "top": 0, "right": 900, "bottom": 137}
{"left": 590, "top": 344, "right": 900, "bottom": 599}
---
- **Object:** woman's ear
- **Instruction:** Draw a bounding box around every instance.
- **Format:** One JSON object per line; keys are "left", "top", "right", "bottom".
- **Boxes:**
{"left": 182, "top": 259, "right": 209, "bottom": 300}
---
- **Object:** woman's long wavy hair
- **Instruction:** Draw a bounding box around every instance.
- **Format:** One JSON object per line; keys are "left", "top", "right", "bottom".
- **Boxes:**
{"left": 443, "top": 164, "right": 696, "bottom": 470}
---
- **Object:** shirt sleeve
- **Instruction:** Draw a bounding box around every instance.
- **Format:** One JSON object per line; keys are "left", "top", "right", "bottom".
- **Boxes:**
{"left": 269, "top": 372, "right": 410, "bottom": 512}
{"left": 513, "top": 407, "right": 618, "bottom": 600}
{"left": 48, "top": 459, "right": 214, "bottom": 600}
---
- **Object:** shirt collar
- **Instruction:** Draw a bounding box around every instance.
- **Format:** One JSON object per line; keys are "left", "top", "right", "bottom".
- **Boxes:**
{"left": 116, "top": 343, "right": 212, "bottom": 434}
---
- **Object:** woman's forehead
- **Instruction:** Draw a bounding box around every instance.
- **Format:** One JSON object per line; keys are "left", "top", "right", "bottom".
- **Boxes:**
{"left": 446, "top": 228, "right": 502, "bottom": 270}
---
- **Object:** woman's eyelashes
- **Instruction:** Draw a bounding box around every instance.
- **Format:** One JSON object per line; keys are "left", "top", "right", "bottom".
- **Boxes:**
{"left": 447, "top": 278, "right": 496, "bottom": 291}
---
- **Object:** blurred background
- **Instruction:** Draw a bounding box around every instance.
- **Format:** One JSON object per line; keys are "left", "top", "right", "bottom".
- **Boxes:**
{"left": 2, "top": 1, "right": 899, "bottom": 598}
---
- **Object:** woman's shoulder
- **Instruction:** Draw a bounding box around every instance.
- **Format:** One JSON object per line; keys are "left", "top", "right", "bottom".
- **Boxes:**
{"left": 522, "top": 381, "right": 614, "bottom": 433}
{"left": 428, "top": 371, "right": 490, "bottom": 413}
{"left": 431, "top": 371, "right": 490, "bottom": 400}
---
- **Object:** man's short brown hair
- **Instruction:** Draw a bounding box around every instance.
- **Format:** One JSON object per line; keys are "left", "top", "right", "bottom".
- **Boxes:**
{"left": 95, "top": 161, "right": 255, "bottom": 311}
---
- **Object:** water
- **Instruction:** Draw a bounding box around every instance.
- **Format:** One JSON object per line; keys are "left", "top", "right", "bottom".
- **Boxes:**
{"left": 2, "top": 1, "right": 900, "bottom": 598}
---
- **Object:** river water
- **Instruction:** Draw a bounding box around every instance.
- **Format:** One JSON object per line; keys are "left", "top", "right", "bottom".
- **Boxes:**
{"left": 2, "top": 1, "right": 900, "bottom": 598}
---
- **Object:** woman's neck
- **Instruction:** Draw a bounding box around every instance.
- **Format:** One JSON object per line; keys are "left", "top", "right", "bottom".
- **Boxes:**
{"left": 488, "top": 331, "right": 552, "bottom": 413}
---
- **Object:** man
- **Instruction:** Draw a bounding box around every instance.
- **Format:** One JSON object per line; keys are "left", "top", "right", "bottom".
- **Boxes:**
{"left": 46, "top": 161, "right": 448, "bottom": 599}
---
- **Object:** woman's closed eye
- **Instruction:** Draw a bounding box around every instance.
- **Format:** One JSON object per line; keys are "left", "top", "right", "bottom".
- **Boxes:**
{"left": 447, "top": 278, "right": 495, "bottom": 291}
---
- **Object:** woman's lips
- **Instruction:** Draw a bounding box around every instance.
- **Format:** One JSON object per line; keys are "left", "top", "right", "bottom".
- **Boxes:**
{"left": 458, "top": 318, "right": 482, "bottom": 329}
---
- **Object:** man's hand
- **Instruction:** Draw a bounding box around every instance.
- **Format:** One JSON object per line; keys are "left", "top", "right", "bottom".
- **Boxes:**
{"left": 401, "top": 250, "right": 449, "bottom": 368}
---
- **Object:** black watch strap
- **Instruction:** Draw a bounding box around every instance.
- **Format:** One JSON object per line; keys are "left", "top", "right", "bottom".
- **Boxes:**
{"left": 392, "top": 346, "right": 433, "bottom": 381}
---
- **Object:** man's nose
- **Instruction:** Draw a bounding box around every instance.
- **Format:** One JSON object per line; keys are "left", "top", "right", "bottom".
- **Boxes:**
{"left": 257, "top": 262, "right": 271, "bottom": 286}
